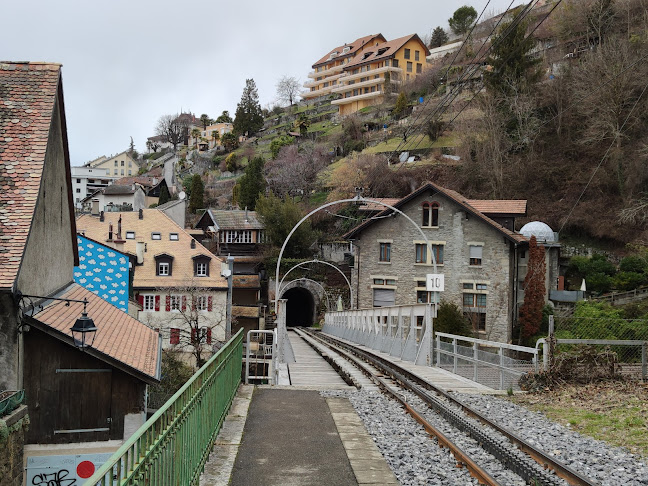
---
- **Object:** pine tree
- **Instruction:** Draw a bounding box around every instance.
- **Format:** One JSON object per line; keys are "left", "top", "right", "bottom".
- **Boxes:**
{"left": 429, "top": 27, "right": 449, "bottom": 48}
{"left": 188, "top": 174, "right": 204, "bottom": 214}
{"left": 392, "top": 92, "right": 409, "bottom": 119}
{"left": 233, "top": 79, "right": 264, "bottom": 136}
{"left": 158, "top": 184, "right": 171, "bottom": 205}
{"left": 448, "top": 6, "right": 477, "bottom": 35}
{"left": 519, "top": 236, "right": 546, "bottom": 342}
{"left": 236, "top": 157, "right": 265, "bottom": 210}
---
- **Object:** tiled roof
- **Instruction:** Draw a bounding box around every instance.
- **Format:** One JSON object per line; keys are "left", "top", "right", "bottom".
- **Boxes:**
{"left": 203, "top": 209, "right": 265, "bottom": 231}
{"left": 312, "top": 34, "right": 386, "bottom": 68}
{"left": 113, "top": 176, "right": 161, "bottom": 188}
{"left": 358, "top": 198, "right": 401, "bottom": 212}
{"left": 465, "top": 199, "right": 527, "bottom": 216}
{"left": 344, "top": 182, "right": 528, "bottom": 244}
{"left": 77, "top": 209, "right": 227, "bottom": 289}
{"left": 343, "top": 34, "right": 430, "bottom": 70}
{"left": 233, "top": 274, "right": 260, "bottom": 289}
{"left": 102, "top": 184, "right": 137, "bottom": 195}
{"left": 32, "top": 283, "right": 160, "bottom": 383}
{"left": 232, "top": 305, "right": 259, "bottom": 318}
{"left": 0, "top": 62, "right": 77, "bottom": 290}
{"left": 143, "top": 166, "right": 164, "bottom": 177}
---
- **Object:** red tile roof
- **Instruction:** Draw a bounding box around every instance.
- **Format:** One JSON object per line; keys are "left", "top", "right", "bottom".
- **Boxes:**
{"left": 358, "top": 198, "right": 401, "bottom": 212}
{"left": 465, "top": 199, "right": 527, "bottom": 216}
{"left": 0, "top": 62, "right": 77, "bottom": 290}
{"left": 343, "top": 34, "right": 430, "bottom": 70}
{"left": 312, "top": 34, "right": 386, "bottom": 68}
{"left": 113, "top": 175, "right": 161, "bottom": 188}
{"left": 32, "top": 284, "right": 161, "bottom": 383}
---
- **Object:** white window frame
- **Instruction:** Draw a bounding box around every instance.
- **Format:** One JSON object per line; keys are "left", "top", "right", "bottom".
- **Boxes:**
{"left": 143, "top": 294, "right": 155, "bottom": 311}
{"left": 170, "top": 294, "right": 181, "bottom": 311}
{"left": 159, "top": 262, "right": 169, "bottom": 276}
{"left": 196, "top": 295, "right": 208, "bottom": 311}
{"left": 170, "top": 233, "right": 179, "bottom": 241}
{"left": 152, "top": 232, "right": 162, "bottom": 240}
{"left": 468, "top": 242, "right": 484, "bottom": 266}
{"left": 196, "top": 262, "right": 208, "bottom": 277}
{"left": 126, "top": 231, "right": 135, "bottom": 239}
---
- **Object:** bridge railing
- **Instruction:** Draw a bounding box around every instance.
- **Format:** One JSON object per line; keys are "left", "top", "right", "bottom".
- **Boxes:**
{"left": 85, "top": 329, "right": 244, "bottom": 486}
{"left": 323, "top": 304, "right": 435, "bottom": 366}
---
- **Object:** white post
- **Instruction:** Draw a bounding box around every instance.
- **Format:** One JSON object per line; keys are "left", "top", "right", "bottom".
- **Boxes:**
{"left": 276, "top": 299, "right": 287, "bottom": 364}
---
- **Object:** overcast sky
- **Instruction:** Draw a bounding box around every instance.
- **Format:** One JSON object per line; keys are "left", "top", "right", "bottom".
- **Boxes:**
{"left": 3, "top": 0, "right": 523, "bottom": 164}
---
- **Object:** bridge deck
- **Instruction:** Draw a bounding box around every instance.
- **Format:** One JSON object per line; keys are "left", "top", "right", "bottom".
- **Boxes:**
{"left": 287, "top": 329, "right": 351, "bottom": 388}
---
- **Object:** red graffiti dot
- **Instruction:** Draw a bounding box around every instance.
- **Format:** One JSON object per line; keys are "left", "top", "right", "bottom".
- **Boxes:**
{"left": 77, "top": 461, "right": 95, "bottom": 478}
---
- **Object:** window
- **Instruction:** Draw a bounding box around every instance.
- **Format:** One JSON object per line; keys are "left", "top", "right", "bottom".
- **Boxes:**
{"left": 121, "top": 161, "right": 124, "bottom": 166}
{"left": 404, "top": 48, "right": 410, "bottom": 59}
{"left": 416, "top": 63, "right": 422, "bottom": 74}
{"left": 158, "top": 262, "right": 169, "bottom": 276}
{"left": 121, "top": 169, "right": 124, "bottom": 175}
{"left": 422, "top": 202, "right": 439, "bottom": 227}
{"left": 105, "top": 169, "right": 110, "bottom": 175}
{"left": 151, "top": 232, "right": 161, "bottom": 240}
{"left": 407, "top": 62, "right": 413, "bottom": 73}
{"left": 76, "top": 188, "right": 81, "bottom": 193}
{"left": 128, "top": 170, "right": 132, "bottom": 175}
{"left": 415, "top": 243, "right": 443, "bottom": 264}
{"left": 196, "top": 296, "right": 208, "bottom": 311}
{"left": 114, "top": 161, "right": 118, "bottom": 167}
{"left": 392, "top": 59, "right": 399, "bottom": 68}
{"left": 462, "top": 281, "right": 488, "bottom": 331}
{"left": 465, "top": 312, "right": 486, "bottom": 332}
{"left": 114, "top": 169, "right": 118, "bottom": 175}
{"left": 415, "top": 50, "right": 420, "bottom": 61}
{"left": 76, "top": 178, "right": 81, "bottom": 183}
{"left": 169, "top": 233, "right": 179, "bottom": 241}
{"left": 196, "top": 262, "right": 208, "bottom": 276}
{"left": 373, "top": 278, "right": 385, "bottom": 285}
{"left": 378, "top": 242, "right": 391, "bottom": 262}
{"left": 126, "top": 231, "right": 135, "bottom": 239}
{"left": 170, "top": 295, "right": 181, "bottom": 311}
{"left": 373, "top": 288, "right": 395, "bottom": 307}
{"left": 469, "top": 245, "right": 483, "bottom": 266}
{"left": 417, "top": 290, "right": 433, "bottom": 303}
{"left": 143, "top": 295, "right": 155, "bottom": 311}
{"left": 129, "top": 161, "right": 132, "bottom": 167}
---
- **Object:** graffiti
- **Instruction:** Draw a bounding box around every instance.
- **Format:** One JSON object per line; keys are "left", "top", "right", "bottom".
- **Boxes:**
{"left": 31, "top": 469, "right": 76, "bottom": 486}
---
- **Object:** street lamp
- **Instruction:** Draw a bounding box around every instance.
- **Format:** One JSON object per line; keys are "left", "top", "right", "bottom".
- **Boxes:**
{"left": 15, "top": 292, "right": 97, "bottom": 350}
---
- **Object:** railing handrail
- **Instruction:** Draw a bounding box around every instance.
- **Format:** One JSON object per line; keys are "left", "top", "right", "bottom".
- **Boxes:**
{"left": 435, "top": 332, "right": 537, "bottom": 355}
{"left": 86, "top": 329, "right": 244, "bottom": 485}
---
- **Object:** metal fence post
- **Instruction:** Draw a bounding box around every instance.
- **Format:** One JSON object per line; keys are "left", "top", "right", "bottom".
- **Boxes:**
{"left": 453, "top": 338, "right": 458, "bottom": 375}
{"left": 499, "top": 346, "right": 505, "bottom": 390}
{"left": 643, "top": 342, "right": 647, "bottom": 382}
{"left": 473, "top": 342, "right": 478, "bottom": 382}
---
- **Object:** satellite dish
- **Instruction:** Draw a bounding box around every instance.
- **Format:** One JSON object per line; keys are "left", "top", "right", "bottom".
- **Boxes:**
{"left": 178, "top": 191, "right": 186, "bottom": 200}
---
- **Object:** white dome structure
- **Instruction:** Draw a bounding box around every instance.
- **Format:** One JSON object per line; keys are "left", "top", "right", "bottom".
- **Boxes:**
{"left": 520, "top": 221, "right": 556, "bottom": 243}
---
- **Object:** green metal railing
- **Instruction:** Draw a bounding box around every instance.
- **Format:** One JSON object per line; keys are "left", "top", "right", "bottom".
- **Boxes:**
{"left": 86, "top": 330, "right": 243, "bottom": 485}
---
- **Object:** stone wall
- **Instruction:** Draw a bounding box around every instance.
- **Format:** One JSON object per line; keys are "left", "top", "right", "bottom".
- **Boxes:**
{"left": 0, "top": 406, "right": 29, "bottom": 486}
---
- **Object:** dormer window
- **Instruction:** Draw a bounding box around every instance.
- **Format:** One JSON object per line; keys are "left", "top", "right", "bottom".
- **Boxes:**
{"left": 170, "top": 233, "right": 179, "bottom": 241}
{"left": 151, "top": 232, "right": 161, "bottom": 240}
{"left": 193, "top": 255, "right": 211, "bottom": 277}
{"left": 155, "top": 254, "right": 174, "bottom": 276}
{"left": 126, "top": 231, "right": 135, "bottom": 239}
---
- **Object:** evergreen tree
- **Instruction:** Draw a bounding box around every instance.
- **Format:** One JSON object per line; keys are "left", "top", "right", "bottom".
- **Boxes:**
{"left": 448, "top": 5, "right": 477, "bottom": 35}
{"left": 233, "top": 79, "right": 264, "bottom": 136}
{"left": 216, "top": 110, "right": 233, "bottom": 123}
{"left": 429, "top": 27, "right": 449, "bottom": 48}
{"left": 236, "top": 157, "right": 265, "bottom": 210}
{"left": 519, "top": 236, "right": 546, "bottom": 343}
{"left": 392, "top": 92, "right": 409, "bottom": 119}
{"left": 484, "top": 16, "right": 542, "bottom": 96}
{"left": 158, "top": 184, "right": 171, "bottom": 205}
{"left": 188, "top": 174, "right": 204, "bottom": 214}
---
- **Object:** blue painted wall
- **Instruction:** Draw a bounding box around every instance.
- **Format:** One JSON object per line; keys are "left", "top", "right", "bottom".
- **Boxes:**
{"left": 73, "top": 235, "right": 130, "bottom": 312}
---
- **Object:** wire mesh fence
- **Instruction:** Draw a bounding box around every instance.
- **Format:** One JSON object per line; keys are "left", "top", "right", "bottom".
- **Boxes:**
{"left": 553, "top": 315, "right": 648, "bottom": 380}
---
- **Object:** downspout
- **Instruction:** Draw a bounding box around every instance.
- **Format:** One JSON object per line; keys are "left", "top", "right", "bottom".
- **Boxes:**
{"left": 513, "top": 242, "right": 519, "bottom": 344}
{"left": 355, "top": 242, "right": 360, "bottom": 310}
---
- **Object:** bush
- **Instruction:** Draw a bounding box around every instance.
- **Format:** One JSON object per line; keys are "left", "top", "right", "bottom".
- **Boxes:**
{"left": 612, "top": 271, "right": 646, "bottom": 291}
{"left": 270, "top": 135, "right": 293, "bottom": 159}
{"left": 619, "top": 255, "right": 648, "bottom": 273}
{"left": 434, "top": 301, "right": 472, "bottom": 336}
{"left": 225, "top": 153, "right": 238, "bottom": 172}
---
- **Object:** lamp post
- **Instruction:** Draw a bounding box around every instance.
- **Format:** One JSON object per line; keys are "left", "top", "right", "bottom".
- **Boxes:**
{"left": 16, "top": 292, "right": 97, "bottom": 350}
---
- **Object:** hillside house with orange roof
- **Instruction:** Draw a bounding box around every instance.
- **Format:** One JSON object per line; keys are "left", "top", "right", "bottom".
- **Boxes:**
{"left": 0, "top": 61, "right": 161, "bottom": 483}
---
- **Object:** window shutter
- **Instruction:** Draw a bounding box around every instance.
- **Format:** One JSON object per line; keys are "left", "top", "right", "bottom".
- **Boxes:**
{"left": 181, "top": 296, "right": 187, "bottom": 311}
{"left": 170, "top": 328, "right": 180, "bottom": 345}
{"left": 137, "top": 294, "right": 143, "bottom": 307}
{"left": 206, "top": 328, "right": 212, "bottom": 344}
{"left": 469, "top": 245, "right": 483, "bottom": 259}
{"left": 191, "top": 328, "right": 197, "bottom": 344}
{"left": 165, "top": 295, "right": 171, "bottom": 312}
{"left": 154, "top": 295, "right": 160, "bottom": 311}
{"left": 208, "top": 296, "right": 213, "bottom": 311}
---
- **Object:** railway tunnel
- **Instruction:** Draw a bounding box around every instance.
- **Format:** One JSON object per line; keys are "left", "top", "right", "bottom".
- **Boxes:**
{"left": 283, "top": 287, "right": 316, "bottom": 327}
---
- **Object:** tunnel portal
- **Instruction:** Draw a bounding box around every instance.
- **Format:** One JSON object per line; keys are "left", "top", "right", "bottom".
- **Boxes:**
{"left": 283, "top": 287, "right": 315, "bottom": 327}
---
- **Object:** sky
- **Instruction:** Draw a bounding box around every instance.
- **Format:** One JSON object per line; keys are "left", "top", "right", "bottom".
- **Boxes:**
{"left": 2, "top": 0, "right": 524, "bottom": 165}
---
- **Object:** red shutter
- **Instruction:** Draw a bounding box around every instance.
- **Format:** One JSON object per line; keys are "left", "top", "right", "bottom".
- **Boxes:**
{"left": 191, "top": 296, "right": 196, "bottom": 311}
{"left": 191, "top": 328, "right": 197, "bottom": 344}
{"left": 181, "top": 296, "right": 187, "bottom": 312}
{"left": 137, "top": 294, "right": 143, "bottom": 307}
{"left": 165, "top": 295, "right": 171, "bottom": 312}
{"left": 207, "top": 296, "right": 213, "bottom": 311}
{"left": 206, "top": 328, "right": 212, "bottom": 344}
{"left": 170, "top": 328, "right": 180, "bottom": 345}
{"left": 154, "top": 295, "right": 160, "bottom": 311}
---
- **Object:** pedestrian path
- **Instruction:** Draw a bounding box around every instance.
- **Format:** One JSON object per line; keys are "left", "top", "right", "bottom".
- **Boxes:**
{"left": 287, "top": 329, "right": 350, "bottom": 388}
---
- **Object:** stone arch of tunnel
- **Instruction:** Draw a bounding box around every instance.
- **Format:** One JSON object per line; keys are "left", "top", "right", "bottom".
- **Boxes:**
{"left": 282, "top": 286, "right": 319, "bottom": 327}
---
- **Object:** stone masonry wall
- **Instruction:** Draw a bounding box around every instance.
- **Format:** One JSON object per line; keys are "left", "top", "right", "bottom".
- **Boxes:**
{"left": 351, "top": 191, "right": 515, "bottom": 343}
{"left": 0, "top": 406, "right": 29, "bottom": 486}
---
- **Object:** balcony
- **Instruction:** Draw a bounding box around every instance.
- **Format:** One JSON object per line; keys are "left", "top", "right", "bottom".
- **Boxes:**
{"left": 331, "top": 77, "right": 385, "bottom": 94}
{"left": 303, "top": 72, "right": 346, "bottom": 88}
{"left": 331, "top": 90, "right": 384, "bottom": 105}
{"left": 301, "top": 85, "right": 335, "bottom": 99}
{"left": 307, "top": 64, "right": 344, "bottom": 79}
{"left": 341, "top": 66, "right": 402, "bottom": 83}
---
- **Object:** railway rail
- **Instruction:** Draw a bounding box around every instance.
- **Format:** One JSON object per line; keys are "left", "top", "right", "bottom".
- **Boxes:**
{"left": 296, "top": 328, "right": 599, "bottom": 486}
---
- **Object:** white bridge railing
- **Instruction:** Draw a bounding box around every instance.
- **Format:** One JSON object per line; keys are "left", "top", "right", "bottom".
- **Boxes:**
{"left": 323, "top": 304, "right": 436, "bottom": 366}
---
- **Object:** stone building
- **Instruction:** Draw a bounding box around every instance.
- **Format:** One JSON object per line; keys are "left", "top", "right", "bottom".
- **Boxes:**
{"left": 344, "top": 182, "right": 559, "bottom": 343}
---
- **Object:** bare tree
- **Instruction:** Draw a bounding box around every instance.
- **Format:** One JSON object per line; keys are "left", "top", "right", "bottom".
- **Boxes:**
{"left": 156, "top": 284, "right": 227, "bottom": 368}
{"left": 155, "top": 114, "right": 184, "bottom": 152}
{"left": 265, "top": 143, "right": 330, "bottom": 197}
{"left": 276, "top": 75, "right": 301, "bottom": 107}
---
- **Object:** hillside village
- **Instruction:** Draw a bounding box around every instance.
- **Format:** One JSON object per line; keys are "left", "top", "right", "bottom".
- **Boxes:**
{"left": 2, "top": 0, "right": 648, "bottom": 483}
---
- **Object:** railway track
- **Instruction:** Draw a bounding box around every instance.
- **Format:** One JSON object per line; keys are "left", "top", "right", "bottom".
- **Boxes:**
{"left": 296, "top": 328, "right": 599, "bottom": 486}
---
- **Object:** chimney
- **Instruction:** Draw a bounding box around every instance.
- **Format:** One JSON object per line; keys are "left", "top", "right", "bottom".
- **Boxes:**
{"left": 100, "top": 211, "right": 105, "bottom": 222}
{"left": 191, "top": 239, "right": 196, "bottom": 249}
{"left": 245, "top": 207, "right": 249, "bottom": 223}
{"left": 108, "top": 222, "right": 113, "bottom": 241}
{"left": 117, "top": 215, "right": 122, "bottom": 240}
{"left": 139, "top": 208, "right": 143, "bottom": 220}
{"left": 136, "top": 241, "right": 145, "bottom": 265}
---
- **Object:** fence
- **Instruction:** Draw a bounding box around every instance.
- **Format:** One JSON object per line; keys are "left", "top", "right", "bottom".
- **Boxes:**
{"left": 323, "top": 304, "right": 435, "bottom": 366}
{"left": 85, "top": 329, "right": 243, "bottom": 486}
{"left": 245, "top": 329, "right": 277, "bottom": 384}
{"left": 435, "top": 333, "right": 538, "bottom": 391}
